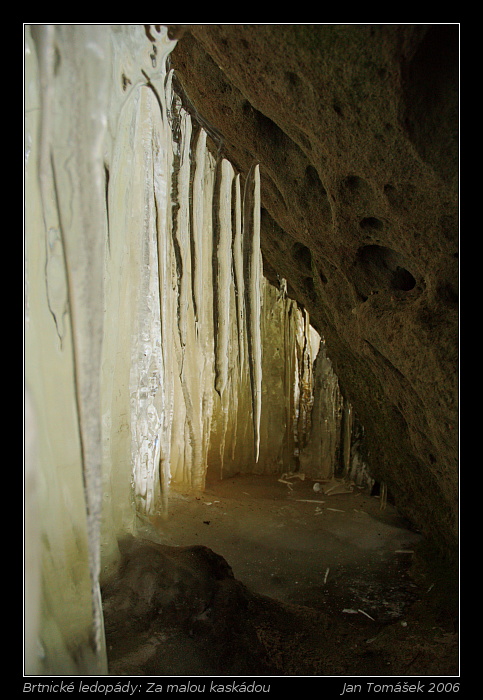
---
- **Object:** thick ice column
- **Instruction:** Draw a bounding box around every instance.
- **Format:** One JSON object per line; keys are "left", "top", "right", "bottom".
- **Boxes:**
{"left": 184, "top": 124, "right": 217, "bottom": 491}
{"left": 192, "top": 128, "right": 208, "bottom": 331}
{"left": 209, "top": 158, "right": 234, "bottom": 473}
{"left": 27, "top": 24, "right": 110, "bottom": 674}
{"left": 128, "top": 86, "right": 166, "bottom": 516}
{"left": 103, "top": 43, "right": 176, "bottom": 520}
{"left": 154, "top": 85, "right": 176, "bottom": 516}
{"left": 170, "top": 100, "right": 220, "bottom": 491}
{"left": 103, "top": 87, "right": 160, "bottom": 533}
{"left": 243, "top": 165, "right": 263, "bottom": 462}
{"left": 43, "top": 24, "right": 108, "bottom": 665}
{"left": 232, "top": 174, "right": 246, "bottom": 380}
{"left": 170, "top": 100, "right": 197, "bottom": 485}
{"left": 193, "top": 142, "right": 217, "bottom": 484}
{"left": 213, "top": 158, "right": 235, "bottom": 400}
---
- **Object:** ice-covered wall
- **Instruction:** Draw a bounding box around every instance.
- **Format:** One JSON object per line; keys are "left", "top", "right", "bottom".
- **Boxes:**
{"left": 24, "top": 24, "right": 358, "bottom": 675}
{"left": 25, "top": 24, "right": 111, "bottom": 675}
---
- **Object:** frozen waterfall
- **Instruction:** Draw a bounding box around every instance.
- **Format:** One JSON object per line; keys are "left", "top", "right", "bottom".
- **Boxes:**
{"left": 24, "top": 25, "right": 362, "bottom": 675}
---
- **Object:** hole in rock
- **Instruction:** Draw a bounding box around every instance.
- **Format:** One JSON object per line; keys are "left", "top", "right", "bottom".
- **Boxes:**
{"left": 354, "top": 244, "right": 417, "bottom": 296}
{"left": 339, "top": 174, "right": 373, "bottom": 205}
{"left": 302, "top": 275, "right": 318, "bottom": 303}
{"left": 291, "top": 241, "right": 312, "bottom": 270}
{"left": 392, "top": 265, "right": 417, "bottom": 292}
{"left": 360, "top": 216, "right": 384, "bottom": 231}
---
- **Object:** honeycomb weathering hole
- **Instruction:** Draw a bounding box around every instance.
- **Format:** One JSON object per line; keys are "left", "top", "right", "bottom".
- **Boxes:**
{"left": 392, "top": 266, "right": 417, "bottom": 292}
{"left": 355, "top": 244, "right": 417, "bottom": 293}
{"left": 360, "top": 216, "right": 384, "bottom": 231}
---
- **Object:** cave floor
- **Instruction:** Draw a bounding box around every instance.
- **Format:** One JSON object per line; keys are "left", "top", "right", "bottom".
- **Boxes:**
{"left": 104, "top": 473, "right": 459, "bottom": 678}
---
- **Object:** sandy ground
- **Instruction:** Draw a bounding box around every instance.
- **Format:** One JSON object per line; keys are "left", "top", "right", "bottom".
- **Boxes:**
{"left": 104, "top": 473, "right": 459, "bottom": 677}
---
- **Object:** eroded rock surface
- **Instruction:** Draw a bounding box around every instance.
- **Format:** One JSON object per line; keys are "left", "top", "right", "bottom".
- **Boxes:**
{"left": 168, "top": 25, "right": 459, "bottom": 557}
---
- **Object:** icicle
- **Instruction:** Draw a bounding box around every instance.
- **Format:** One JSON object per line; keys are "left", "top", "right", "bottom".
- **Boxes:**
{"left": 176, "top": 109, "right": 193, "bottom": 354}
{"left": 129, "top": 85, "right": 166, "bottom": 517}
{"left": 243, "top": 164, "right": 263, "bottom": 462}
{"left": 232, "top": 174, "right": 246, "bottom": 380}
{"left": 192, "top": 128, "right": 207, "bottom": 331}
{"left": 153, "top": 81, "right": 174, "bottom": 518}
{"left": 213, "top": 158, "right": 234, "bottom": 400}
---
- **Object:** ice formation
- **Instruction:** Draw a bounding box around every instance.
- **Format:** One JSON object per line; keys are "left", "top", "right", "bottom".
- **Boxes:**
{"left": 24, "top": 25, "right": 362, "bottom": 675}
